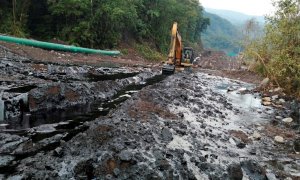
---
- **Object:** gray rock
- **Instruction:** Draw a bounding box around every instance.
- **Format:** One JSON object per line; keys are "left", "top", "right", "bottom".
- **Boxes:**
{"left": 53, "top": 147, "right": 63, "bottom": 157}
{"left": 227, "top": 86, "right": 235, "bottom": 92}
{"left": 253, "top": 131, "right": 262, "bottom": 140}
{"left": 227, "top": 163, "right": 243, "bottom": 180}
{"left": 35, "top": 124, "right": 57, "bottom": 134}
{"left": 0, "top": 124, "right": 9, "bottom": 129}
{"left": 262, "top": 97, "right": 271, "bottom": 102}
{"left": 161, "top": 128, "right": 173, "bottom": 141}
{"left": 282, "top": 117, "right": 293, "bottom": 123}
{"left": 113, "top": 168, "right": 121, "bottom": 176}
{"left": 260, "top": 78, "right": 270, "bottom": 88}
{"left": 7, "top": 175, "right": 24, "bottom": 180}
{"left": 119, "top": 150, "right": 133, "bottom": 161}
{"left": 266, "top": 170, "right": 277, "bottom": 180}
{"left": 113, "top": 142, "right": 125, "bottom": 152}
{"left": 156, "top": 159, "right": 170, "bottom": 171}
{"left": 39, "top": 134, "right": 64, "bottom": 146}
{"left": 271, "top": 95, "right": 279, "bottom": 100}
{"left": 274, "top": 136, "right": 284, "bottom": 143}
{"left": 153, "top": 150, "right": 164, "bottom": 160}
{"left": 278, "top": 99, "right": 285, "bottom": 104}
{"left": 241, "top": 160, "right": 266, "bottom": 180}
{"left": 262, "top": 101, "right": 272, "bottom": 106}
{"left": 178, "top": 112, "right": 184, "bottom": 118}
{"left": 105, "top": 174, "right": 113, "bottom": 179}
{"left": 0, "top": 136, "right": 28, "bottom": 154}
{"left": 274, "top": 87, "right": 282, "bottom": 92}
{"left": 0, "top": 155, "right": 15, "bottom": 167}
{"left": 238, "top": 87, "right": 247, "bottom": 92}
{"left": 249, "top": 148, "right": 257, "bottom": 155}
{"left": 293, "top": 139, "right": 300, "bottom": 152}
{"left": 237, "top": 142, "right": 246, "bottom": 149}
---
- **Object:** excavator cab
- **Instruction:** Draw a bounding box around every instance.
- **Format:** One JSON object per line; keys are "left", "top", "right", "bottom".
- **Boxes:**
{"left": 182, "top": 47, "right": 194, "bottom": 65}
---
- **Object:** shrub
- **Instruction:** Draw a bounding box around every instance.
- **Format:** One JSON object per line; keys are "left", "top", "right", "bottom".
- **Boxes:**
{"left": 134, "top": 43, "right": 166, "bottom": 62}
{"left": 244, "top": 0, "right": 300, "bottom": 97}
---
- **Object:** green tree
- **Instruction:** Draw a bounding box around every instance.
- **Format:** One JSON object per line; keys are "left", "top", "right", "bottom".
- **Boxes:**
{"left": 0, "top": 0, "right": 31, "bottom": 37}
{"left": 0, "top": 0, "right": 209, "bottom": 54}
{"left": 244, "top": 0, "right": 300, "bottom": 96}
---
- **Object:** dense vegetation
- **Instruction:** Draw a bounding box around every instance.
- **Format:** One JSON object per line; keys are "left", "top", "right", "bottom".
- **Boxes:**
{"left": 0, "top": 0, "right": 209, "bottom": 54}
{"left": 244, "top": 0, "right": 300, "bottom": 97}
{"left": 202, "top": 11, "right": 241, "bottom": 56}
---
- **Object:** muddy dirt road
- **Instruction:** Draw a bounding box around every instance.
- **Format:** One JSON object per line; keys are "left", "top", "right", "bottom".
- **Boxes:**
{"left": 0, "top": 44, "right": 299, "bottom": 179}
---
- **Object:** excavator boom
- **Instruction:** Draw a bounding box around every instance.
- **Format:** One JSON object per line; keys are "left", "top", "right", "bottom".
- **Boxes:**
{"left": 162, "top": 22, "right": 182, "bottom": 74}
{"left": 167, "top": 22, "right": 182, "bottom": 63}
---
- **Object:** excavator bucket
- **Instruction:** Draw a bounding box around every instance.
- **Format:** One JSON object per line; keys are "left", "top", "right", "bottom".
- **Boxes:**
{"left": 162, "top": 64, "right": 175, "bottom": 75}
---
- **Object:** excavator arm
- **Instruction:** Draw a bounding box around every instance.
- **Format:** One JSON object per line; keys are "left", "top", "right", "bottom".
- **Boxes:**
{"left": 167, "top": 22, "right": 182, "bottom": 64}
{"left": 162, "top": 22, "right": 182, "bottom": 74}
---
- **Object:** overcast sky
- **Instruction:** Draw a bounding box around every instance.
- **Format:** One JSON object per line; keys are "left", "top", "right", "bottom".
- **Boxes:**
{"left": 200, "top": 0, "right": 275, "bottom": 16}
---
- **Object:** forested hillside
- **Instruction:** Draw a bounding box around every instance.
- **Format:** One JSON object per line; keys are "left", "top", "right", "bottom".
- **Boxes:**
{"left": 205, "top": 8, "right": 265, "bottom": 26}
{"left": 202, "top": 11, "right": 241, "bottom": 56}
{"left": 0, "top": 0, "right": 209, "bottom": 53}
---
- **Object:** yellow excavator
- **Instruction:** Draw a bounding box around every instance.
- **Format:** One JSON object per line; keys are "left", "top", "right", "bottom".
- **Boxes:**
{"left": 162, "top": 22, "right": 194, "bottom": 74}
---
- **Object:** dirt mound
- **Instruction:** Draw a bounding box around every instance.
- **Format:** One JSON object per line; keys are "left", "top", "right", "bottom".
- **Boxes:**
{"left": 196, "top": 50, "right": 242, "bottom": 71}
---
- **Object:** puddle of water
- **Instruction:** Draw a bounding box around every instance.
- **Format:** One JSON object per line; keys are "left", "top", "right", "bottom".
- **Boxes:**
{"left": 0, "top": 92, "right": 4, "bottom": 121}
{"left": 226, "top": 92, "right": 261, "bottom": 109}
{"left": 213, "top": 81, "right": 272, "bottom": 128}
{"left": 215, "top": 82, "right": 262, "bottom": 109}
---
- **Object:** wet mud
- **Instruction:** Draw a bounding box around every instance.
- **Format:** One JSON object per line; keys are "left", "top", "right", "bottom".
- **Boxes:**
{"left": 1, "top": 70, "right": 299, "bottom": 179}
{"left": 0, "top": 46, "right": 299, "bottom": 179}
{"left": 0, "top": 47, "right": 164, "bottom": 177}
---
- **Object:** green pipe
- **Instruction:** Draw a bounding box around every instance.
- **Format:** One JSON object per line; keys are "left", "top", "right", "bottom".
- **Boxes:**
{"left": 0, "top": 35, "right": 120, "bottom": 56}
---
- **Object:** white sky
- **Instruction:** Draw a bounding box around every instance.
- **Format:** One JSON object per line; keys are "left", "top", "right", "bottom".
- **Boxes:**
{"left": 200, "top": 0, "right": 275, "bottom": 16}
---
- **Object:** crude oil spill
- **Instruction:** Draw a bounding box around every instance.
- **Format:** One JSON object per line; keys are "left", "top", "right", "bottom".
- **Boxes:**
{"left": 3, "top": 74, "right": 167, "bottom": 130}
{"left": 112, "top": 74, "right": 166, "bottom": 98}
{"left": 4, "top": 85, "right": 37, "bottom": 93}
{"left": 87, "top": 72, "right": 139, "bottom": 82}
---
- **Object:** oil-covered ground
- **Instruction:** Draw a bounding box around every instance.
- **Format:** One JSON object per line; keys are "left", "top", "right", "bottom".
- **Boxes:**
{"left": 0, "top": 45, "right": 299, "bottom": 179}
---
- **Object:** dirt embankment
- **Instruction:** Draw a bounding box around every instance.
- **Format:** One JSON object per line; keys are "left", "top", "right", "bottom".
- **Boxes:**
{"left": 0, "top": 41, "right": 159, "bottom": 68}
{"left": 192, "top": 50, "right": 263, "bottom": 85}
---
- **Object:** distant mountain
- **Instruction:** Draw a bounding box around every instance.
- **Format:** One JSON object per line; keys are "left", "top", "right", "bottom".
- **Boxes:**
{"left": 202, "top": 11, "right": 242, "bottom": 56}
{"left": 205, "top": 8, "right": 265, "bottom": 26}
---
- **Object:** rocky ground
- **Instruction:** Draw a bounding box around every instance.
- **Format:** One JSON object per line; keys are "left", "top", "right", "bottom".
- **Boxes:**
{"left": 0, "top": 43, "right": 299, "bottom": 179}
